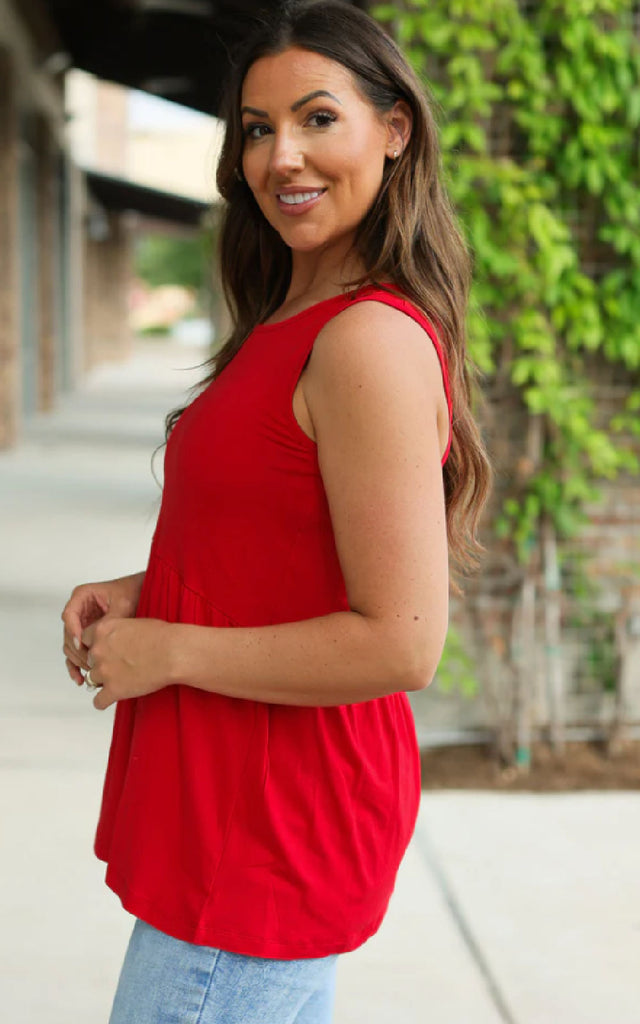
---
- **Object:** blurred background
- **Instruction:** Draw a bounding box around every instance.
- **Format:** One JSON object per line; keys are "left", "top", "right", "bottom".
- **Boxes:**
{"left": 0, "top": 1, "right": 639, "bottom": 1022}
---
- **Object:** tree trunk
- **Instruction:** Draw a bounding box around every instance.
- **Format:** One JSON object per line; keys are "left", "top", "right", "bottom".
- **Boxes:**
{"left": 609, "top": 584, "right": 640, "bottom": 756}
{"left": 542, "top": 513, "right": 566, "bottom": 756}
{"left": 512, "top": 574, "right": 535, "bottom": 774}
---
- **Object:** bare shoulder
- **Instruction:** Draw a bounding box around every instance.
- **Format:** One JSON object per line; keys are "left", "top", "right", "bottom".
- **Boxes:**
{"left": 303, "top": 299, "right": 449, "bottom": 455}
{"left": 314, "top": 297, "right": 439, "bottom": 359}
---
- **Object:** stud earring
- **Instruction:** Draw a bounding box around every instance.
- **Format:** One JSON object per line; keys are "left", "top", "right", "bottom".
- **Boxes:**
{"left": 234, "top": 167, "right": 244, "bottom": 182}
{"left": 393, "top": 150, "right": 398, "bottom": 159}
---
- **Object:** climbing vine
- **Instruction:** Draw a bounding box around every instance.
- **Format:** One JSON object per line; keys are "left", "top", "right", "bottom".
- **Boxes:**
{"left": 374, "top": 0, "right": 640, "bottom": 562}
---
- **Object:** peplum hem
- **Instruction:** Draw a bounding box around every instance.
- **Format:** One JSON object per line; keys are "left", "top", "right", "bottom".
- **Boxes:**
{"left": 100, "top": 863, "right": 392, "bottom": 959}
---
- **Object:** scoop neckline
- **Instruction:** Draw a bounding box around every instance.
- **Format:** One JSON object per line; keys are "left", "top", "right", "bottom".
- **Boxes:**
{"left": 253, "top": 284, "right": 385, "bottom": 331}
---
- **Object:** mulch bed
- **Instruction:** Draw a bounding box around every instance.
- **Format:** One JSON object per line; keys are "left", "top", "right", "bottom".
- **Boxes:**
{"left": 420, "top": 739, "right": 640, "bottom": 791}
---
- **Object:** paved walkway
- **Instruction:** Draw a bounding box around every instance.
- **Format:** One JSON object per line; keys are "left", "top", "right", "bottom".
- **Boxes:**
{"left": 1, "top": 340, "right": 638, "bottom": 1023}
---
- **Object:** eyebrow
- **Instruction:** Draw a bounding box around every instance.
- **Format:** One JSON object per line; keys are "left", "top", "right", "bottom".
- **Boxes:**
{"left": 240, "top": 90, "right": 342, "bottom": 118}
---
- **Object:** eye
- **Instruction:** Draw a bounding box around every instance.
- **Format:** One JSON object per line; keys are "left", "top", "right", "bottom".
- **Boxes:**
{"left": 243, "top": 123, "right": 271, "bottom": 140}
{"left": 307, "top": 110, "right": 337, "bottom": 128}
{"left": 242, "top": 110, "right": 337, "bottom": 140}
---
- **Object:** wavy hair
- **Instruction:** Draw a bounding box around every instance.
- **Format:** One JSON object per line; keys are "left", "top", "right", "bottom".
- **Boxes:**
{"left": 166, "top": 0, "right": 492, "bottom": 591}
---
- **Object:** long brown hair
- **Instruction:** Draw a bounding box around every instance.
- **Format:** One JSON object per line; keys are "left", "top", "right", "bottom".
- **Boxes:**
{"left": 166, "top": 0, "right": 492, "bottom": 591}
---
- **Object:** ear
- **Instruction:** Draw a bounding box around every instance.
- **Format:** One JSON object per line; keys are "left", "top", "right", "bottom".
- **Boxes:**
{"left": 385, "top": 100, "right": 412, "bottom": 159}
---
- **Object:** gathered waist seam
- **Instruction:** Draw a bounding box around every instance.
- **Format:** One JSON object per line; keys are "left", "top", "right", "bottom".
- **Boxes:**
{"left": 144, "top": 549, "right": 242, "bottom": 626}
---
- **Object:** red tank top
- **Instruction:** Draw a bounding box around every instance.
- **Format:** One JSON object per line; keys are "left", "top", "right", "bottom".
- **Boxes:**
{"left": 94, "top": 284, "right": 453, "bottom": 958}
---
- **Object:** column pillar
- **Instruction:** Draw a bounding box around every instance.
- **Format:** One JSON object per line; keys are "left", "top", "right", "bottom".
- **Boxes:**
{"left": 36, "top": 113, "right": 56, "bottom": 411}
{"left": 0, "top": 47, "right": 20, "bottom": 448}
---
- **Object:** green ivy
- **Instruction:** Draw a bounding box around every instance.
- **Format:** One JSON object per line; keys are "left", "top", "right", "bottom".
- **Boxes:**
{"left": 434, "top": 624, "right": 480, "bottom": 697}
{"left": 374, "top": 0, "right": 640, "bottom": 566}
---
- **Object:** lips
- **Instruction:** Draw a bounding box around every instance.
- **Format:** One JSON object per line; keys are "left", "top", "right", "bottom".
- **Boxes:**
{"left": 275, "top": 186, "right": 327, "bottom": 195}
{"left": 275, "top": 188, "right": 328, "bottom": 215}
{"left": 276, "top": 187, "right": 327, "bottom": 203}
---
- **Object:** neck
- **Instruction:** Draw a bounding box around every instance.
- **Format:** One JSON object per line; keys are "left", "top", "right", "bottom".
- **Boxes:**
{"left": 285, "top": 235, "right": 366, "bottom": 304}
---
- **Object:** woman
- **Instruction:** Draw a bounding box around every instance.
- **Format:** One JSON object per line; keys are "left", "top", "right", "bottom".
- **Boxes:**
{"left": 61, "top": 2, "right": 491, "bottom": 1021}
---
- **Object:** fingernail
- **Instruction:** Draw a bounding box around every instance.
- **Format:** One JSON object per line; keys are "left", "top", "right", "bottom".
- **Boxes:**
{"left": 73, "top": 637, "right": 80, "bottom": 651}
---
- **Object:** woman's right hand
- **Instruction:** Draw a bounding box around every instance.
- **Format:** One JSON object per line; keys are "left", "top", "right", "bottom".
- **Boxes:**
{"left": 61, "top": 572, "right": 146, "bottom": 686}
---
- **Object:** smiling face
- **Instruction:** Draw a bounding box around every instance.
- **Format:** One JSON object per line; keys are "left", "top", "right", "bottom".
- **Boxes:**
{"left": 240, "top": 47, "right": 405, "bottom": 255}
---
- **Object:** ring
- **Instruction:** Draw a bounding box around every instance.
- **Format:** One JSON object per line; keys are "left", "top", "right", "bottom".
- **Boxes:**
{"left": 85, "top": 670, "right": 99, "bottom": 690}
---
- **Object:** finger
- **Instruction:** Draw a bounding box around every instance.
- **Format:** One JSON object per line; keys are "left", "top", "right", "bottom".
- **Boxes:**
{"left": 63, "top": 628, "right": 88, "bottom": 654}
{"left": 62, "top": 642, "right": 85, "bottom": 668}
{"left": 65, "top": 657, "right": 85, "bottom": 686}
{"left": 61, "top": 607, "right": 84, "bottom": 648}
{"left": 63, "top": 640, "right": 89, "bottom": 671}
{"left": 85, "top": 669, "right": 103, "bottom": 691}
{"left": 65, "top": 658, "right": 83, "bottom": 685}
{"left": 93, "top": 688, "right": 114, "bottom": 711}
{"left": 62, "top": 590, "right": 109, "bottom": 644}
{"left": 81, "top": 623, "right": 97, "bottom": 649}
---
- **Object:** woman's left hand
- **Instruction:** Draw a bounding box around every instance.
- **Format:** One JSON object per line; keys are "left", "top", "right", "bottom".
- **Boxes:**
{"left": 81, "top": 617, "right": 174, "bottom": 710}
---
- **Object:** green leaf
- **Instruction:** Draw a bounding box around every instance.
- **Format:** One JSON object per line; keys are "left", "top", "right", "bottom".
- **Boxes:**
{"left": 585, "top": 160, "right": 604, "bottom": 194}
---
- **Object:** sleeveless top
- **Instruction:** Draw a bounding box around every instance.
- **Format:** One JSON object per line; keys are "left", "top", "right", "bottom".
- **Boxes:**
{"left": 94, "top": 283, "right": 453, "bottom": 959}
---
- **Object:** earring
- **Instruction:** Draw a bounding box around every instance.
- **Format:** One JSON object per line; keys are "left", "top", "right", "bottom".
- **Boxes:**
{"left": 393, "top": 150, "right": 398, "bottom": 159}
{"left": 234, "top": 167, "right": 244, "bottom": 182}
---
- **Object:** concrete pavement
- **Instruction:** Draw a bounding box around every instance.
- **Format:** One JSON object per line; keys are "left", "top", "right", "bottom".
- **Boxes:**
{"left": 1, "top": 339, "right": 638, "bottom": 1023}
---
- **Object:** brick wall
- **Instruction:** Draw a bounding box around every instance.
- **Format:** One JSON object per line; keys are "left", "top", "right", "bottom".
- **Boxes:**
{"left": 36, "top": 112, "right": 56, "bottom": 411}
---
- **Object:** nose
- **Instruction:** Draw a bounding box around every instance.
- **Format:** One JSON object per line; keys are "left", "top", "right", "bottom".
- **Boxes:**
{"left": 267, "top": 128, "right": 305, "bottom": 177}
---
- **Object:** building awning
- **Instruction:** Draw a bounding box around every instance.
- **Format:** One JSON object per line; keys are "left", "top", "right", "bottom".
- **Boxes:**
{"left": 85, "top": 170, "right": 209, "bottom": 226}
{"left": 43, "top": 1, "right": 366, "bottom": 116}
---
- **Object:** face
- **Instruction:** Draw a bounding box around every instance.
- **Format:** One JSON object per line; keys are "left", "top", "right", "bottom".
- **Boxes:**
{"left": 240, "top": 47, "right": 406, "bottom": 253}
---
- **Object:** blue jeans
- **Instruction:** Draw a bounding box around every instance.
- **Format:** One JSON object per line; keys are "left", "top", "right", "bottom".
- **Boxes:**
{"left": 108, "top": 919, "right": 339, "bottom": 1024}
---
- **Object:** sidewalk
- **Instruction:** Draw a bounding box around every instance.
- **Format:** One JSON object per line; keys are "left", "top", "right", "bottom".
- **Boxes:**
{"left": 1, "top": 340, "right": 638, "bottom": 1023}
